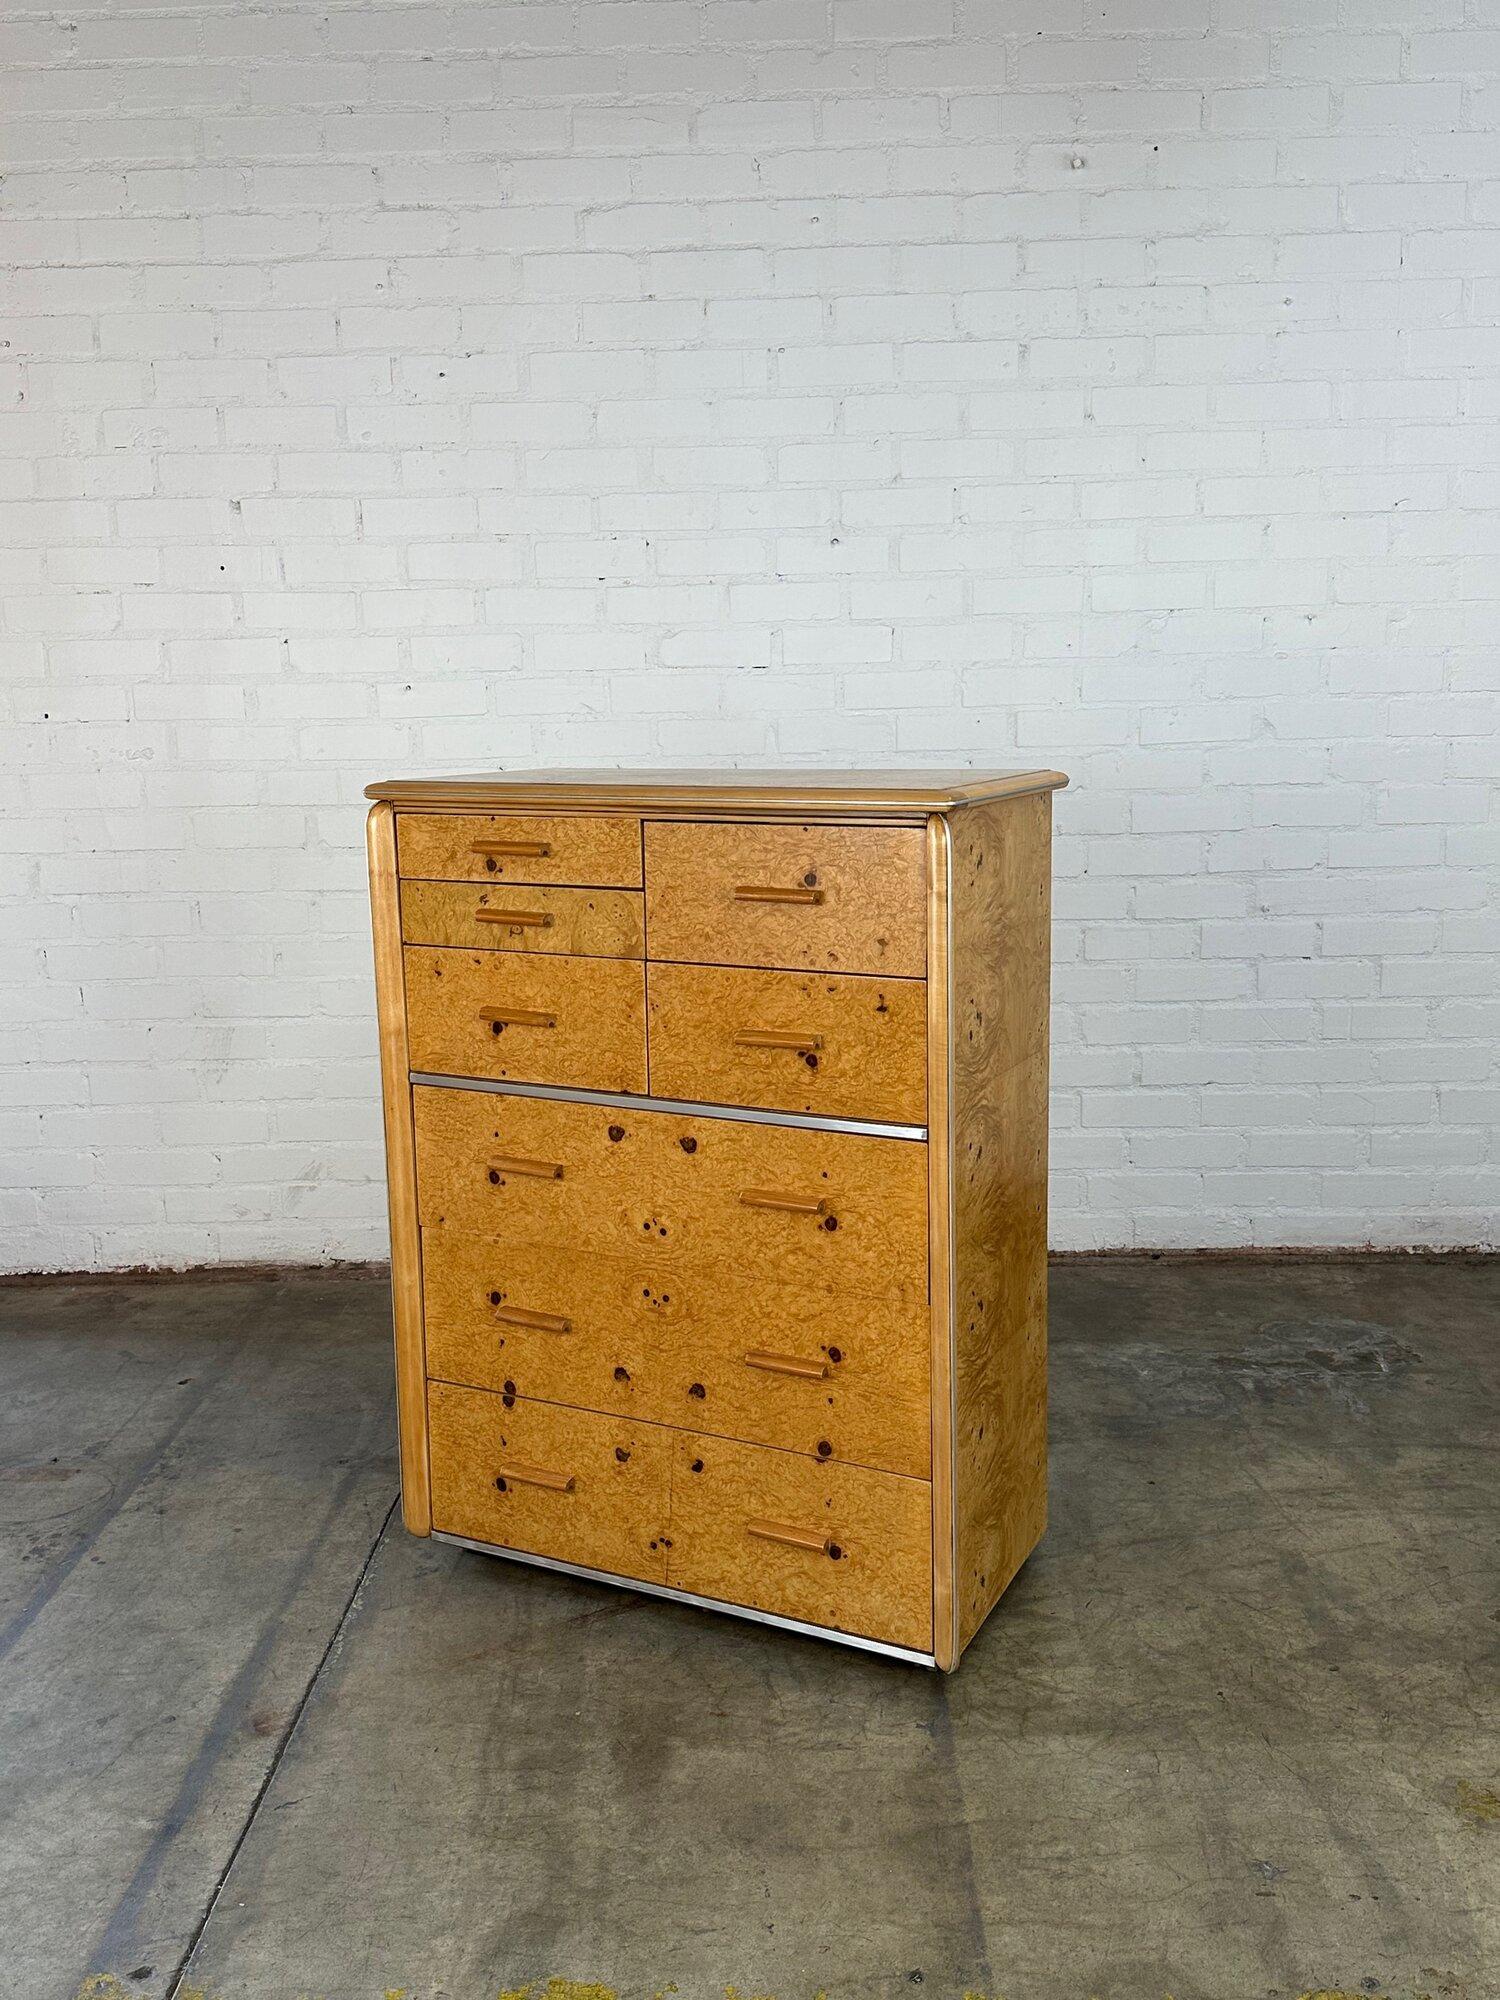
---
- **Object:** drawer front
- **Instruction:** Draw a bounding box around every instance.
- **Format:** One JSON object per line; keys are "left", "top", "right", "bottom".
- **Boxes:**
{"left": 644, "top": 821, "right": 925, "bottom": 977}
{"left": 428, "top": 1380, "right": 670, "bottom": 1584}
{"left": 422, "top": 1230, "right": 930, "bottom": 1479}
{"left": 413, "top": 1085, "right": 927, "bottom": 1302}
{"left": 667, "top": 1433, "right": 932, "bottom": 1651}
{"left": 404, "top": 947, "right": 646, "bottom": 1094}
{"left": 648, "top": 962, "right": 926, "bottom": 1125}
{"left": 401, "top": 879, "right": 644, "bottom": 959}
{"left": 399, "top": 812, "right": 642, "bottom": 887}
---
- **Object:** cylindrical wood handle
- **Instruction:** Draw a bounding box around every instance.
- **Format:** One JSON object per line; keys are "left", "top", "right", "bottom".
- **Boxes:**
{"left": 492, "top": 1304, "right": 572, "bottom": 1333}
{"left": 747, "top": 1517, "right": 833, "bottom": 1555}
{"left": 744, "top": 1349, "right": 829, "bottom": 1381}
{"left": 474, "top": 908, "right": 553, "bottom": 928}
{"left": 739, "top": 1188, "right": 828, "bottom": 1216}
{"left": 488, "top": 1155, "right": 564, "bottom": 1181}
{"left": 733, "top": 884, "right": 824, "bottom": 905}
{"left": 473, "top": 839, "right": 551, "bottom": 858}
{"left": 495, "top": 1461, "right": 574, "bottom": 1493}
{"left": 732, "top": 1029, "right": 823, "bottom": 1053}
{"left": 478, "top": 1007, "right": 556, "bottom": 1030}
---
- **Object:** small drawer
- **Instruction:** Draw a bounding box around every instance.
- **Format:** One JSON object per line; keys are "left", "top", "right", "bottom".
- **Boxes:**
{"left": 667, "top": 1432, "right": 932, "bottom": 1652}
{"left": 428, "top": 1380, "right": 671, "bottom": 1585}
{"left": 421, "top": 1230, "right": 931, "bottom": 1480}
{"left": 404, "top": 947, "right": 646, "bottom": 1093}
{"left": 413, "top": 1086, "right": 928, "bottom": 1305}
{"left": 399, "top": 812, "right": 642, "bottom": 887}
{"left": 644, "top": 821, "right": 925, "bottom": 977}
{"left": 648, "top": 962, "right": 926, "bottom": 1125}
{"left": 401, "top": 880, "right": 644, "bottom": 959}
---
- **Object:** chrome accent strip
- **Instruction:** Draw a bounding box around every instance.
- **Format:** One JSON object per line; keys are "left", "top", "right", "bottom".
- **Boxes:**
{"left": 431, "top": 1531, "right": 937, "bottom": 1668}
{"left": 408, "top": 1071, "right": 927, "bottom": 1142}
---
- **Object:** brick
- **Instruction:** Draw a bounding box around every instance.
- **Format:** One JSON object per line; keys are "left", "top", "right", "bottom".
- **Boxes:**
{"left": 2, "top": 2, "right": 1497, "bottom": 1268}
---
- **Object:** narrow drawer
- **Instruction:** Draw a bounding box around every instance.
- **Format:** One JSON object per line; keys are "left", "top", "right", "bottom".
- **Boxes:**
{"left": 399, "top": 812, "right": 642, "bottom": 887}
{"left": 404, "top": 947, "right": 646, "bottom": 1094}
{"left": 644, "top": 821, "right": 925, "bottom": 977}
{"left": 428, "top": 1380, "right": 670, "bottom": 1585}
{"left": 647, "top": 962, "right": 926, "bottom": 1125}
{"left": 422, "top": 1230, "right": 931, "bottom": 1479}
{"left": 667, "top": 1432, "right": 932, "bottom": 1652}
{"left": 413, "top": 1086, "right": 928, "bottom": 1303}
{"left": 401, "top": 879, "right": 644, "bottom": 959}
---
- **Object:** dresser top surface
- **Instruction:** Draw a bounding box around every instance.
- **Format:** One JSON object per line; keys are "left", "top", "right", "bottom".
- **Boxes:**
{"left": 365, "top": 767, "right": 1068, "bottom": 818}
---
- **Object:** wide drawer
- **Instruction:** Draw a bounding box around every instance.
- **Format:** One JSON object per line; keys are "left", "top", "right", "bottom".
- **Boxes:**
{"left": 404, "top": 947, "right": 646, "bottom": 1094}
{"left": 401, "top": 879, "right": 644, "bottom": 958}
{"left": 644, "top": 821, "right": 925, "bottom": 977}
{"left": 413, "top": 1085, "right": 928, "bottom": 1302}
{"left": 647, "top": 962, "right": 926, "bottom": 1125}
{"left": 399, "top": 811, "right": 642, "bottom": 887}
{"left": 422, "top": 1229, "right": 930, "bottom": 1478}
{"left": 667, "top": 1432, "right": 932, "bottom": 1652}
{"left": 428, "top": 1380, "right": 670, "bottom": 1584}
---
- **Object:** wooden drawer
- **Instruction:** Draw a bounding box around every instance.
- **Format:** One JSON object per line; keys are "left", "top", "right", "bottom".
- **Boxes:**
{"left": 667, "top": 1432, "right": 932, "bottom": 1651}
{"left": 401, "top": 879, "right": 644, "bottom": 959}
{"left": 404, "top": 947, "right": 646, "bottom": 1093}
{"left": 413, "top": 1085, "right": 927, "bottom": 1303}
{"left": 644, "top": 821, "right": 925, "bottom": 977}
{"left": 428, "top": 1380, "right": 670, "bottom": 1584}
{"left": 422, "top": 1229, "right": 930, "bottom": 1479}
{"left": 647, "top": 962, "right": 926, "bottom": 1125}
{"left": 399, "top": 812, "right": 642, "bottom": 887}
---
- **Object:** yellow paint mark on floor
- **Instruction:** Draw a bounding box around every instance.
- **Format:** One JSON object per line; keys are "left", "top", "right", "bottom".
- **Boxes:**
{"left": 1455, "top": 1778, "right": 1500, "bottom": 1824}
{"left": 1297, "top": 1990, "right": 1393, "bottom": 1999}
{"left": 496, "top": 1983, "right": 620, "bottom": 2000}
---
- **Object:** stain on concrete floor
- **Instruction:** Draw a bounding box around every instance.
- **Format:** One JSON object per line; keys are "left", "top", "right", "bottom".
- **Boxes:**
{"left": 6, "top": 1256, "right": 1497, "bottom": 2000}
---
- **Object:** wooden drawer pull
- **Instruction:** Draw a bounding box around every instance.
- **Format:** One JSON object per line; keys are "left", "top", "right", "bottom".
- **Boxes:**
{"left": 495, "top": 1460, "right": 574, "bottom": 1494}
{"left": 492, "top": 1304, "right": 572, "bottom": 1333}
{"left": 473, "top": 839, "right": 551, "bottom": 858}
{"left": 733, "top": 884, "right": 825, "bottom": 905}
{"left": 747, "top": 1517, "right": 833, "bottom": 1555}
{"left": 488, "top": 1155, "right": 564, "bottom": 1181}
{"left": 732, "top": 1029, "right": 823, "bottom": 1053}
{"left": 478, "top": 1007, "right": 556, "bottom": 1030}
{"left": 744, "top": 1348, "right": 829, "bottom": 1382}
{"left": 474, "top": 908, "right": 553, "bottom": 928}
{"left": 739, "top": 1189, "right": 828, "bottom": 1217}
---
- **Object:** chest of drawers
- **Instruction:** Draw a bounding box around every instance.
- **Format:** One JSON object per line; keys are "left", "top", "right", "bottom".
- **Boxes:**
{"left": 365, "top": 767, "right": 1066, "bottom": 1669}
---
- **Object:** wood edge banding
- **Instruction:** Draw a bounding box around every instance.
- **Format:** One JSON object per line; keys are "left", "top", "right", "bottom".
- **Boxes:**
{"left": 925, "top": 813, "right": 958, "bottom": 1671}
{"left": 363, "top": 773, "right": 1069, "bottom": 818}
{"left": 367, "top": 802, "right": 432, "bottom": 1535}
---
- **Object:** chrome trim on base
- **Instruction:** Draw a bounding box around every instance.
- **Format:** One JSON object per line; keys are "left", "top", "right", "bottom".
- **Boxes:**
{"left": 431, "top": 1530, "right": 938, "bottom": 1668}
{"left": 409, "top": 1070, "right": 927, "bottom": 1142}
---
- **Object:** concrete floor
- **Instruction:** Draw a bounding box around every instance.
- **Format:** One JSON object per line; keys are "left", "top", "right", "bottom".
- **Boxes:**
{"left": 2, "top": 1260, "right": 1494, "bottom": 2000}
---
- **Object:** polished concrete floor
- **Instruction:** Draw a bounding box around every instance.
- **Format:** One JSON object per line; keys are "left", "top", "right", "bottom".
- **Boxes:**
{"left": 2, "top": 1259, "right": 1494, "bottom": 2000}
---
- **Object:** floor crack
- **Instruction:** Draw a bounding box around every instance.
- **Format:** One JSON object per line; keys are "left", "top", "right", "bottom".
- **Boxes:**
{"left": 161, "top": 1494, "right": 399, "bottom": 2000}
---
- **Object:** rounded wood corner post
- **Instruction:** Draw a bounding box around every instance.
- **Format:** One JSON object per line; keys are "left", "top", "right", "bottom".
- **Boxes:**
{"left": 367, "top": 802, "right": 432, "bottom": 1536}
{"left": 926, "top": 811, "right": 958, "bottom": 1671}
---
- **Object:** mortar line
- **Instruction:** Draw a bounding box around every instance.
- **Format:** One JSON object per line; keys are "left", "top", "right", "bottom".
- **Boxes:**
{"left": 161, "top": 1493, "right": 400, "bottom": 2000}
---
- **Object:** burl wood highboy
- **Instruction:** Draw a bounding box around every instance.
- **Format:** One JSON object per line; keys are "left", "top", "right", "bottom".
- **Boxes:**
{"left": 366, "top": 768, "right": 1066, "bottom": 1669}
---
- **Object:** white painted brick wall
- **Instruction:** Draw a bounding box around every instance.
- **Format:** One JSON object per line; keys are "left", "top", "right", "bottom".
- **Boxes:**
{"left": 3, "top": 0, "right": 1498, "bottom": 1269}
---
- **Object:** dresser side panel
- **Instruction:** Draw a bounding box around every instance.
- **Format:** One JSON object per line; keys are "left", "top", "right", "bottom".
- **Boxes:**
{"left": 951, "top": 791, "right": 1052, "bottom": 1654}
{"left": 368, "top": 803, "right": 431, "bottom": 1535}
